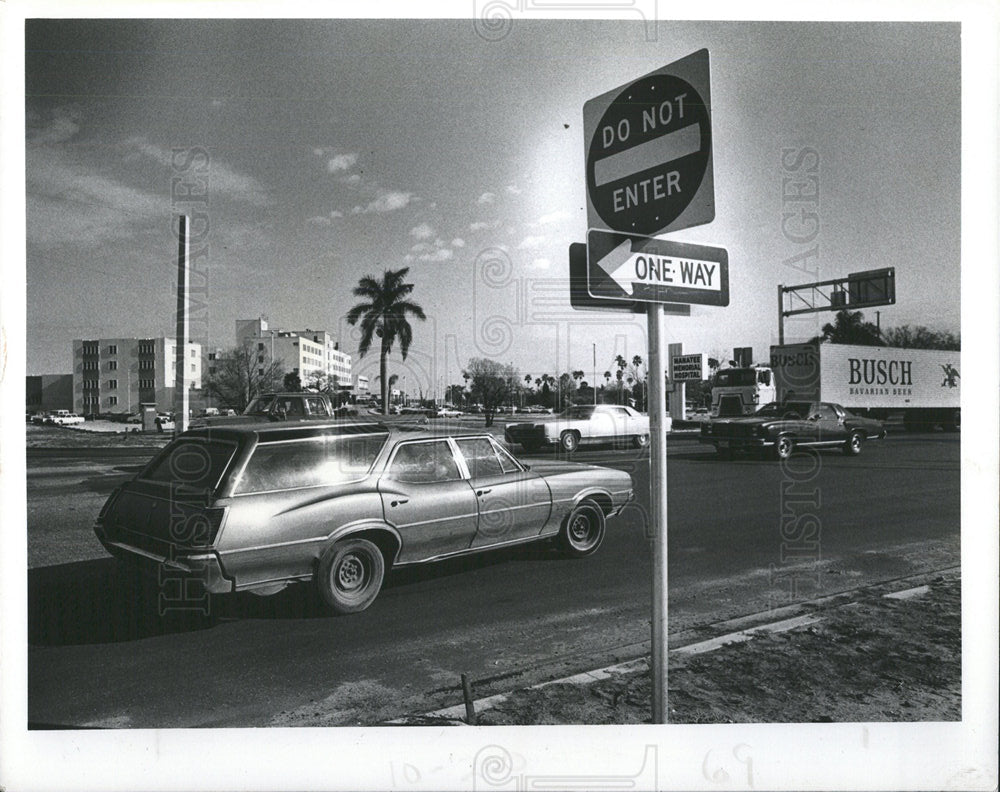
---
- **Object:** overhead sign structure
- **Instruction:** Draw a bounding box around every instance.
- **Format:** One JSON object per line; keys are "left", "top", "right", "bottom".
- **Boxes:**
{"left": 587, "top": 230, "right": 729, "bottom": 307}
{"left": 671, "top": 353, "right": 706, "bottom": 382}
{"left": 584, "top": 48, "right": 714, "bottom": 237}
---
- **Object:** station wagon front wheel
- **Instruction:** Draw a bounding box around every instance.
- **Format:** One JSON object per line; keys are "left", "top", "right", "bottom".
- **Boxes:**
{"left": 317, "top": 538, "right": 385, "bottom": 615}
{"left": 558, "top": 499, "right": 606, "bottom": 557}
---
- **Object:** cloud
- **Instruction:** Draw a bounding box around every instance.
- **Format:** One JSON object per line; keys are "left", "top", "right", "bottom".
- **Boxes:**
{"left": 410, "top": 222, "right": 435, "bottom": 239}
{"left": 409, "top": 242, "right": 433, "bottom": 253}
{"left": 327, "top": 153, "right": 358, "bottom": 173}
{"left": 330, "top": 209, "right": 343, "bottom": 218}
{"left": 518, "top": 235, "right": 546, "bottom": 250}
{"left": 537, "top": 209, "right": 571, "bottom": 225}
{"left": 341, "top": 173, "right": 361, "bottom": 185}
{"left": 415, "top": 248, "right": 454, "bottom": 262}
{"left": 451, "top": 238, "right": 466, "bottom": 248}
{"left": 126, "top": 137, "right": 270, "bottom": 205}
{"left": 530, "top": 258, "right": 551, "bottom": 269}
{"left": 351, "top": 190, "right": 414, "bottom": 214}
{"left": 506, "top": 184, "right": 522, "bottom": 195}
{"left": 476, "top": 192, "right": 497, "bottom": 205}
{"left": 469, "top": 219, "right": 501, "bottom": 232}
{"left": 306, "top": 215, "right": 332, "bottom": 226}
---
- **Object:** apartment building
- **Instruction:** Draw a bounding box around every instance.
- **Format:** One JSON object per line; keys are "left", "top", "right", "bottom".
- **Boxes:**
{"left": 72, "top": 337, "right": 202, "bottom": 415}
{"left": 235, "top": 317, "right": 354, "bottom": 391}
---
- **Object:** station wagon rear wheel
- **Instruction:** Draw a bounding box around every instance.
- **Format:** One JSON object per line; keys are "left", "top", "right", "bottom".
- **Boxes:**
{"left": 317, "top": 538, "right": 385, "bottom": 615}
{"left": 844, "top": 431, "right": 864, "bottom": 456}
{"left": 774, "top": 435, "right": 794, "bottom": 461}
{"left": 558, "top": 499, "right": 606, "bottom": 557}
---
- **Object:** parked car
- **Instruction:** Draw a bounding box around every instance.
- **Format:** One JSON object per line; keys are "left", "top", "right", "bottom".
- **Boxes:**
{"left": 192, "top": 393, "right": 337, "bottom": 427}
{"left": 699, "top": 400, "right": 886, "bottom": 459}
{"left": 504, "top": 404, "right": 655, "bottom": 453}
{"left": 46, "top": 411, "right": 85, "bottom": 426}
{"left": 94, "top": 422, "right": 633, "bottom": 614}
{"left": 435, "top": 406, "right": 463, "bottom": 417}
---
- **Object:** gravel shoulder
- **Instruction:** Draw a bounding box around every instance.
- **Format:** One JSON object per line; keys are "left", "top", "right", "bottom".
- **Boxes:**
{"left": 468, "top": 574, "right": 961, "bottom": 725}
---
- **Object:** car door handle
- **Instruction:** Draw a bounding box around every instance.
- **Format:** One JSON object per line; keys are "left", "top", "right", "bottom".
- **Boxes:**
{"left": 476, "top": 488, "right": 492, "bottom": 496}
{"left": 390, "top": 499, "right": 409, "bottom": 507}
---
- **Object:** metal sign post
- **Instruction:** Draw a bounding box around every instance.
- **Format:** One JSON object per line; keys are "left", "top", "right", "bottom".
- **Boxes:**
{"left": 580, "top": 50, "right": 721, "bottom": 725}
{"left": 646, "top": 303, "right": 670, "bottom": 723}
{"left": 175, "top": 214, "right": 190, "bottom": 433}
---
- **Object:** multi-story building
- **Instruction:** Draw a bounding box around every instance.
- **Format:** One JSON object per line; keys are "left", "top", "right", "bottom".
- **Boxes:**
{"left": 25, "top": 374, "right": 73, "bottom": 413}
{"left": 235, "top": 317, "right": 355, "bottom": 392}
{"left": 72, "top": 337, "right": 202, "bottom": 415}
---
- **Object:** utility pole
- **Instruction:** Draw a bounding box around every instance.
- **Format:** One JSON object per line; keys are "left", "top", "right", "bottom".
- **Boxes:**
{"left": 174, "top": 214, "right": 190, "bottom": 432}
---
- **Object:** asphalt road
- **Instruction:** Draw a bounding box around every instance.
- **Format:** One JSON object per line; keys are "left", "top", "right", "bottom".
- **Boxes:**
{"left": 25, "top": 432, "right": 960, "bottom": 727}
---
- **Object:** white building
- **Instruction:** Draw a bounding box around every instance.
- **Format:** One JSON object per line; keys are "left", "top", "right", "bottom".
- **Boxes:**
{"left": 72, "top": 337, "right": 201, "bottom": 415}
{"left": 235, "top": 318, "right": 355, "bottom": 391}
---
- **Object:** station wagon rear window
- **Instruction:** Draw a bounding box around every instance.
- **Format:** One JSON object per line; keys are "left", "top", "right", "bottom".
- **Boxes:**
{"left": 139, "top": 438, "right": 239, "bottom": 491}
{"left": 235, "top": 434, "right": 386, "bottom": 493}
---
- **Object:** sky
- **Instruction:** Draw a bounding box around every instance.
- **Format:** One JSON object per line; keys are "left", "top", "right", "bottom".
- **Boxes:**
{"left": 23, "top": 18, "right": 961, "bottom": 393}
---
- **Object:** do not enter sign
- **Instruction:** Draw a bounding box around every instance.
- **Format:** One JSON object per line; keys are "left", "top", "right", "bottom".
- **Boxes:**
{"left": 584, "top": 49, "right": 714, "bottom": 237}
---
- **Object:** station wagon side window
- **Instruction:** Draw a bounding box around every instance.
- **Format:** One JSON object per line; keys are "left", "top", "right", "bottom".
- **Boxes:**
{"left": 234, "top": 434, "right": 385, "bottom": 494}
{"left": 387, "top": 440, "right": 462, "bottom": 484}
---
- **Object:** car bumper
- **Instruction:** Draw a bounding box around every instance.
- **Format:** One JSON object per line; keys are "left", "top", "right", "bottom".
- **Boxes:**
{"left": 698, "top": 435, "right": 769, "bottom": 450}
{"left": 95, "top": 524, "right": 234, "bottom": 594}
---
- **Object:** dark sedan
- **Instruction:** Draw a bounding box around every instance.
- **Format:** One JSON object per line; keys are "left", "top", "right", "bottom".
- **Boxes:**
{"left": 700, "top": 401, "right": 886, "bottom": 460}
{"left": 94, "top": 422, "right": 633, "bottom": 614}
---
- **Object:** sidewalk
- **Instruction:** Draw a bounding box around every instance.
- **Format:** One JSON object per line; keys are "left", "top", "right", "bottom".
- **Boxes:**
{"left": 394, "top": 572, "right": 961, "bottom": 725}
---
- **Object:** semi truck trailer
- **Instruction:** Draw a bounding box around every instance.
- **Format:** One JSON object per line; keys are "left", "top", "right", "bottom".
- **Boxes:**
{"left": 768, "top": 343, "right": 960, "bottom": 431}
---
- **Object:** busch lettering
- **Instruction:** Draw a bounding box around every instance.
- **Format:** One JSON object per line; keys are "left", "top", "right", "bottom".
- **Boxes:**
{"left": 848, "top": 358, "right": 913, "bottom": 386}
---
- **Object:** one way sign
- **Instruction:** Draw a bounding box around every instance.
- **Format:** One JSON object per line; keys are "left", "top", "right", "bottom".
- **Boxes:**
{"left": 587, "top": 229, "right": 729, "bottom": 306}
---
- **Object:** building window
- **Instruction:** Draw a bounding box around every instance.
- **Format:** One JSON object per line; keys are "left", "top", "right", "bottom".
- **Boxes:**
{"left": 138, "top": 342, "right": 154, "bottom": 355}
{"left": 258, "top": 343, "right": 265, "bottom": 351}
{"left": 258, "top": 368, "right": 264, "bottom": 376}
{"left": 208, "top": 367, "right": 216, "bottom": 376}
{"left": 258, "top": 355, "right": 265, "bottom": 363}
{"left": 190, "top": 363, "right": 196, "bottom": 372}
{"left": 190, "top": 349, "right": 196, "bottom": 358}
{"left": 108, "top": 344, "right": 118, "bottom": 354}
{"left": 82, "top": 343, "right": 99, "bottom": 356}
{"left": 108, "top": 379, "right": 118, "bottom": 389}
{"left": 83, "top": 361, "right": 98, "bottom": 371}
{"left": 108, "top": 361, "right": 118, "bottom": 371}
{"left": 139, "top": 360, "right": 154, "bottom": 371}
{"left": 108, "top": 396, "right": 118, "bottom": 406}
{"left": 208, "top": 352, "right": 216, "bottom": 361}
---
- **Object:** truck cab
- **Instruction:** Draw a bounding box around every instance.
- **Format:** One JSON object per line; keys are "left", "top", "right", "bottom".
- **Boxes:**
{"left": 710, "top": 365, "right": 776, "bottom": 417}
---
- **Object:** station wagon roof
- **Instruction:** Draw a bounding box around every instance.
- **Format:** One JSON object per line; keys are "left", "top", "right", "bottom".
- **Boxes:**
{"left": 178, "top": 421, "right": 500, "bottom": 444}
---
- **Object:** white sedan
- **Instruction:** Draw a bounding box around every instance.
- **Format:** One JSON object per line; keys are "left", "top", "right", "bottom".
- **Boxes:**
{"left": 504, "top": 404, "right": 661, "bottom": 452}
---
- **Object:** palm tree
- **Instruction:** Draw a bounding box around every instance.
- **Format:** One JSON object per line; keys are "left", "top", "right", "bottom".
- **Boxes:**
{"left": 346, "top": 267, "right": 426, "bottom": 414}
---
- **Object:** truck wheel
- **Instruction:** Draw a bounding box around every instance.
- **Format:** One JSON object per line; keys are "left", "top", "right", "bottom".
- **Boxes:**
{"left": 844, "top": 431, "right": 864, "bottom": 456}
{"left": 316, "top": 538, "right": 385, "bottom": 615}
{"left": 559, "top": 431, "right": 580, "bottom": 453}
{"left": 558, "top": 499, "right": 605, "bottom": 557}
{"left": 943, "top": 410, "right": 960, "bottom": 433}
{"left": 774, "top": 435, "right": 794, "bottom": 461}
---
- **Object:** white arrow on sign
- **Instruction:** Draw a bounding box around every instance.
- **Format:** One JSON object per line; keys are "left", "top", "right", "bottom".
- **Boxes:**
{"left": 596, "top": 240, "right": 723, "bottom": 296}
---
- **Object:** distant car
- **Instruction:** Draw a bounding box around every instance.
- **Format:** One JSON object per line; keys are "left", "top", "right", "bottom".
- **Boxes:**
{"left": 700, "top": 400, "right": 886, "bottom": 459}
{"left": 504, "top": 404, "right": 655, "bottom": 453}
{"left": 94, "top": 422, "right": 633, "bottom": 614}
{"left": 29, "top": 412, "right": 47, "bottom": 425}
{"left": 125, "top": 414, "right": 143, "bottom": 425}
{"left": 521, "top": 405, "right": 551, "bottom": 414}
{"left": 47, "top": 411, "right": 85, "bottom": 426}
{"left": 435, "top": 406, "right": 463, "bottom": 417}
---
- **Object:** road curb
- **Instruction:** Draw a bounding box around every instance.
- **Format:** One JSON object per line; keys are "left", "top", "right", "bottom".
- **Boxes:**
{"left": 387, "top": 568, "right": 959, "bottom": 726}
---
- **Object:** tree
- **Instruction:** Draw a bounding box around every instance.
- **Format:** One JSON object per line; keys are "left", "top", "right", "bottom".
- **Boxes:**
{"left": 204, "top": 340, "right": 284, "bottom": 412}
{"left": 882, "top": 324, "right": 960, "bottom": 350}
{"left": 346, "top": 267, "right": 426, "bottom": 415}
{"left": 283, "top": 372, "right": 302, "bottom": 391}
{"left": 464, "top": 358, "right": 517, "bottom": 426}
{"left": 813, "top": 309, "right": 882, "bottom": 346}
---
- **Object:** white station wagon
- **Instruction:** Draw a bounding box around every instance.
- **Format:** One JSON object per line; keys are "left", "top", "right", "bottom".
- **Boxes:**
{"left": 504, "top": 404, "right": 661, "bottom": 453}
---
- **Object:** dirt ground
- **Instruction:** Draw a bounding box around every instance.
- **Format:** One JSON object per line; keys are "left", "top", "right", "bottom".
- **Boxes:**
{"left": 477, "top": 576, "right": 961, "bottom": 724}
